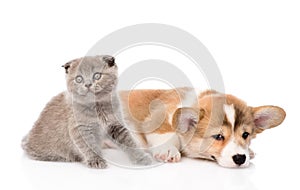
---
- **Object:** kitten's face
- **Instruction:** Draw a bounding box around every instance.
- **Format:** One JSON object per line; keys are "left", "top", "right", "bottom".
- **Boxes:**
{"left": 63, "top": 55, "right": 117, "bottom": 103}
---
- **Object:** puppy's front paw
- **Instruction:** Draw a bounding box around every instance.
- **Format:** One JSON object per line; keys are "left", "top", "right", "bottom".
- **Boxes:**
{"left": 152, "top": 146, "right": 181, "bottom": 163}
{"left": 85, "top": 156, "right": 107, "bottom": 169}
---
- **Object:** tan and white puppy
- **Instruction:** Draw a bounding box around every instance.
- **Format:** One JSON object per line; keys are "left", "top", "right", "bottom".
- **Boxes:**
{"left": 119, "top": 88, "right": 286, "bottom": 168}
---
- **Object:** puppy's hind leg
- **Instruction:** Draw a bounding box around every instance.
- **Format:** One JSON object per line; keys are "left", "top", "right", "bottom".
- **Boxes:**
{"left": 147, "top": 132, "right": 181, "bottom": 163}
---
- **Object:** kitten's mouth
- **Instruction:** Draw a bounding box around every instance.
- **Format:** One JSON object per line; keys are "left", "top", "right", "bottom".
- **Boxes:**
{"left": 78, "top": 89, "right": 95, "bottom": 96}
{"left": 87, "top": 90, "right": 97, "bottom": 95}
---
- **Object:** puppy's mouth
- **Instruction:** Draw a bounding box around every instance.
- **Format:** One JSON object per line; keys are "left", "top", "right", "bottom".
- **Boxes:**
{"left": 211, "top": 155, "right": 217, "bottom": 161}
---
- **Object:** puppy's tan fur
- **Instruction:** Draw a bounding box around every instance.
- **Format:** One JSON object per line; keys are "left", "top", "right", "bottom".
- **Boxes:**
{"left": 119, "top": 88, "right": 286, "bottom": 167}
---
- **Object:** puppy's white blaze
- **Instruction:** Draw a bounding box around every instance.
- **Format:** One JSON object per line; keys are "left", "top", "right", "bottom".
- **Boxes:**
{"left": 224, "top": 104, "right": 235, "bottom": 128}
{"left": 146, "top": 132, "right": 179, "bottom": 148}
{"left": 218, "top": 137, "right": 250, "bottom": 168}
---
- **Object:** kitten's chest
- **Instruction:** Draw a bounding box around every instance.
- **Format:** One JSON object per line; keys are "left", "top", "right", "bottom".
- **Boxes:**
{"left": 70, "top": 101, "right": 117, "bottom": 127}
{"left": 96, "top": 103, "right": 114, "bottom": 125}
{"left": 71, "top": 104, "right": 100, "bottom": 125}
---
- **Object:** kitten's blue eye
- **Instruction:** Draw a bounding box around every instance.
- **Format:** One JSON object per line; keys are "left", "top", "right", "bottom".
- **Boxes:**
{"left": 212, "top": 134, "right": 225, "bottom": 141}
{"left": 75, "top": 76, "right": 83, "bottom": 83}
{"left": 93, "top": 72, "right": 101, "bottom": 80}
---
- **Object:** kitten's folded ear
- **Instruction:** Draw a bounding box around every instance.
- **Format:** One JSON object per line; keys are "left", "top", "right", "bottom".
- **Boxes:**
{"left": 62, "top": 58, "right": 80, "bottom": 74}
{"left": 62, "top": 62, "right": 72, "bottom": 74}
{"left": 102, "top": 55, "right": 115, "bottom": 67}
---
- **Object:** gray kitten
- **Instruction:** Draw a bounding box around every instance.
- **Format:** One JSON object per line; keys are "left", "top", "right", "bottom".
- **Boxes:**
{"left": 22, "top": 55, "right": 152, "bottom": 168}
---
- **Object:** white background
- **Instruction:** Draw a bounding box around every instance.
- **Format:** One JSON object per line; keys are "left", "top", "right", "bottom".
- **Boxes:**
{"left": 1, "top": 0, "right": 299, "bottom": 190}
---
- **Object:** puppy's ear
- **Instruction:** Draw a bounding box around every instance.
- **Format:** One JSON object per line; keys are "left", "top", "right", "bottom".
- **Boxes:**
{"left": 173, "top": 107, "right": 205, "bottom": 133}
{"left": 252, "top": 106, "right": 286, "bottom": 134}
{"left": 102, "top": 55, "right": 115, "bottom": 67}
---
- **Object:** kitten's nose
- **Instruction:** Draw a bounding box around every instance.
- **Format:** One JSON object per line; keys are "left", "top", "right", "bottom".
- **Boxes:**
{"left": 85, "top": 83, "right": 92, "bottom": 88}
{"left": 232, "top": 154, "right": 246, "bottom": 166}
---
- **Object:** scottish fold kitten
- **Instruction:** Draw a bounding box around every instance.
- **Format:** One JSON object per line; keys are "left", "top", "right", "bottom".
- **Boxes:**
{"left": 22, "top": 55, "right": 152, "bottom": 168}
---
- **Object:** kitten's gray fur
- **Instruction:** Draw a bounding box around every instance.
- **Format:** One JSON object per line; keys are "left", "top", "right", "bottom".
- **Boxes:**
{"left": 22, "top": 55, "right": 152, "bottom": 168}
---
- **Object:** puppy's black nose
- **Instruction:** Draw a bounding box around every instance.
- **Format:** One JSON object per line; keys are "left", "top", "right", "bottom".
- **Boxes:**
{"left": 232, "top": 154, "right": 246, "bottom": 166}
{"left": 85, "top": 83, "right": 92, "bottom": 88}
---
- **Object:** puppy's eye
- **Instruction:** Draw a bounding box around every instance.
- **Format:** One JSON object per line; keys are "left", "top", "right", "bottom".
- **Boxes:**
{"left": 75, "top": 76, "right": 83, "bottom": 83}
{"left": 242, "top": 132, "right": 250, "bottom": 139}
{"left": 93, "top": 72, "right": 101, "bottom": 80}
{"left": 212, "top": 134, "right": 225, "bottom": 141}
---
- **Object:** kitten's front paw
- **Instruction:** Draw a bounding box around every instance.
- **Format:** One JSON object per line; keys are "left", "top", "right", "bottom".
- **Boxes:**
{"left": 152, "top": 146, "right": 181, "bottom": 163}
{"left": 85, "top": 157, "right": 107, "bottom": 169}
{"left": 134, "top": 153, "right": 153, "bottom": 166}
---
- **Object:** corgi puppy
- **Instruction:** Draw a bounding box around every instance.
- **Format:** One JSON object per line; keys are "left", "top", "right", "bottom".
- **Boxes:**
{"left": 119, "top": 88, "right": 286, "bottom": 168}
